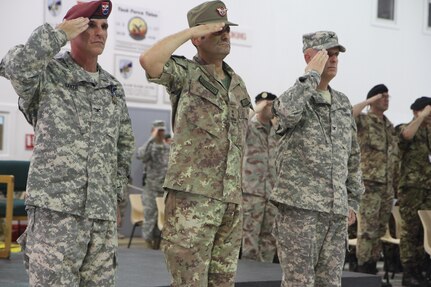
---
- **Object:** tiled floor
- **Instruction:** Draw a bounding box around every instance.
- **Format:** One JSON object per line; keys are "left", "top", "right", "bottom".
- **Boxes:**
{"left": 0, "top": 237, "right": 409, "bottom": 287}
{"left": 343, "top": 261, "right": 403, "bottom": 287}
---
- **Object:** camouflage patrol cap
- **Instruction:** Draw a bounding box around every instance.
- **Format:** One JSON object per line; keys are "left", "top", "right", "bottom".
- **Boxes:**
{"left": 302, "top": 31, "right": 346, "bottom": 53}
{"left": 255, "top": 92, "right": 277, "bottom": 103}
{"left": 152, "top": 120, "right": 166, "bottom": 130}
{"left": 64, "top": 0, "right": 112, "bottom": 20}
{"left": 187, "top": 1, "right": 238, "bottom": 28}
{"left": 410, "top": 97, "right": 431, "bottom": 111}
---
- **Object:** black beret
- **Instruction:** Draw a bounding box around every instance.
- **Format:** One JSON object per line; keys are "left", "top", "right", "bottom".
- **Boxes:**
{"left": 255, "top": 92, "right": 277, "bottom": 103}
{"left": 367, "top": 84, "right": 388, "bottom": 99}
{"left": 64, "top": 0, "right": 112, "bottom": 20}
{"left": 410, "top": 97, "right": 431, "bottom": 111}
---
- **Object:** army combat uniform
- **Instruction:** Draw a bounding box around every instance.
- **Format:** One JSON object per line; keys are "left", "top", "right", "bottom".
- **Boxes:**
{"left": 241, "top": 114, "right": 278, "bottom": 262}
{"left": 271, "top": 70, "right": 364, "bottom": 287}
{"left": 397, "top": 123, "right": 431, "bottom": 275}
{"left": 355, "top": 113, "right": 398, "bottom": 267}
{"left": 147, "top": 55, "right": 250, "bottom": 286}
{"left": 136, "top": 137, "right": 170, "bottom": 242}
{"left": 0, "top": 23, "right": 134, "bottom": 286}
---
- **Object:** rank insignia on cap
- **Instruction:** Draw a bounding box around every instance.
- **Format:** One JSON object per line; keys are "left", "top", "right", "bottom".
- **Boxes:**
{"left": 216, "top": 7, "right": 228, "bottom": 16}
{"left": 261, "top": 92, "right": 268, "bottom": 99}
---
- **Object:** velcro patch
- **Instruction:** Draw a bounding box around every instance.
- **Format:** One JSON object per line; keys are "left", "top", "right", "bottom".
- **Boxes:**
{"left": 240, "top": 98, "right": 251, "bottom": 107}
{"left": 198, "top": 76, "right": 218, "bottom": 95}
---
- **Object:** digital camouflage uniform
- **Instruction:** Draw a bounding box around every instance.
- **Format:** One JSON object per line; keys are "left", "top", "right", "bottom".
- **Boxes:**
{"left": 147, "top": 55, "right": 250, "bottom": 287}
{"left": 0, "top": 23, "right": 134, "bottom": 286}
{"left": 241, "top": 114, "right": 278, "bottom": 262}
{"left": 271, "top": 70, "right": 364, "bottom": 287}
{"left": 397, "top": 123, "right": 431, "bottom": 270}
{"left": 136, "top": 138, "right": 170, "bottom": 241}
{"left": 355, "top": 113, "right": 398, "bottom": 265}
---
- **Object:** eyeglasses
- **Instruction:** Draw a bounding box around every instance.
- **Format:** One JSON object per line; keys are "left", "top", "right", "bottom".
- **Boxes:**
{"left": 212, "top": 25, "right": 230, "bottom": 36}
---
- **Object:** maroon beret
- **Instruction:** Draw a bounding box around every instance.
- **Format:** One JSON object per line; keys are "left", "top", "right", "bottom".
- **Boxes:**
{"left": 63, "top": 0, "right": 112, "bottom": 20}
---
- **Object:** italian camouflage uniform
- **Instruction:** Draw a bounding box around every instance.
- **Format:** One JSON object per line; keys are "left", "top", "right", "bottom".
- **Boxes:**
{"left": 355, "top": 113, "right": 399, "bottom": 265}
{"left": 241, "top": 114, "right": 278, "bottom": 262}
{"left": 271, "top": 70, "right": 364, "bottom": 287}
{"left": 136, "top": 138, "right": 170, "bottom": 241}
{"left": 148, "top": 55, "right": 250, "bottom": 287}
{"left": 397, "top": 123, "right": 431, "bottom": 270}
{"left": 0, "top": 24, "right": 135, "bottom": 286}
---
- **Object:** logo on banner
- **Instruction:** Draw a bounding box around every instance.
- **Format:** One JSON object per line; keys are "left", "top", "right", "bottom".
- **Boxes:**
{"left": 128, "top": 17, "right": 148, "bottom": 41}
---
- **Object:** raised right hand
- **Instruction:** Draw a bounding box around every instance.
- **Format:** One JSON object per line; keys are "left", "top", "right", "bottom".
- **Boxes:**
{"left": 254, "top": 100, "right": 268, "bottom": 113}
{"left": 367, "top": 93, "right": 383, "bottom": 105}
{"left": 305, "top": 50, "right": 329, "bottom": 75}
{"left": 56, "top": 17, "right": 89, "bottom": 40}
{"left": 189, "top": 22, "right": 226, "bottom": 38}
{"left": 418, "top": 105, "right": 431, "bottom": 119}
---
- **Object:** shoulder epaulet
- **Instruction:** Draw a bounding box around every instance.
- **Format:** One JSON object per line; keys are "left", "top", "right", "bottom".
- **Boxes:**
{"left": 171, "top": 55, "right": 190, "bottom": 69}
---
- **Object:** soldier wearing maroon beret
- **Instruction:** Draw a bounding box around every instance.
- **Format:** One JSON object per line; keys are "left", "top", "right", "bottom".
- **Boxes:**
{"left": 0, "top": 0, "right": 135, "bottom": 286}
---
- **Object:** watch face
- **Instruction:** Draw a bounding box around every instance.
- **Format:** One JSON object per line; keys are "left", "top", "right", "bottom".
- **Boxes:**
{"left": 128, "top": 17, "right": 147, "bottom": 41}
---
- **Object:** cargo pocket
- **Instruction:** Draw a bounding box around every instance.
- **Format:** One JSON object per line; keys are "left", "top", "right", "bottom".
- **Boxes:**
{"left": 17, "top": 206, "right": 36, "bottom": 271}
{"left": 113, "top": 251, "right": 118, "bottom": 269}
{"left": 161, "top": 190, "right": 202, "bottom": 249}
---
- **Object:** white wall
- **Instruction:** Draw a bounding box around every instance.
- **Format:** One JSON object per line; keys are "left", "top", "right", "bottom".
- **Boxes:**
{"left": 1, "top": 0, "right": 431, "bottom": 159}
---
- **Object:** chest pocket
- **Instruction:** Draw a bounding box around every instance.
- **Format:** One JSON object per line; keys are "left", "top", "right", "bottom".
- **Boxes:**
{"left": 185, "top": 80, "right": 225, "bottom": 138}
{"left": 366, "top": 121, "right": 387, "bottom": 151}
{"left": 229, "top": 85, "right": 251, "bottom": 148}
{"left": 332, "top": 107, "right": 353, "bottom": 151}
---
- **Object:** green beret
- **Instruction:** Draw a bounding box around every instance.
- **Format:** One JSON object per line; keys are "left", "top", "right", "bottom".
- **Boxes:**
{"left": 410, "top": 97, "right": 431, "bottom": 111}
{"left": 255, "top": 92, "right": 277, "bottom": 103}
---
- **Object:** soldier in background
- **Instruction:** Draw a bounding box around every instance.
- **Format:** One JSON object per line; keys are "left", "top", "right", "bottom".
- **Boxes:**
{"left": 241, "top": 92, "right": 278, "bottom": 262}
{"left": 271, "top": 31, "right": 364, "bottom": 286}
{"left": 352, "top": 84, "right": 398, "bottom": 286}
{"left": 0, "top": 1, "right": 135, "bottom": 285}
{"left": 397, "top": 97, "right": 431, "bottom": 287}
{"left": 139, "top": 1, "right": 251, "bottom": 285}
{"left": 136, "top": 120, "right": 170, "bottom": 249}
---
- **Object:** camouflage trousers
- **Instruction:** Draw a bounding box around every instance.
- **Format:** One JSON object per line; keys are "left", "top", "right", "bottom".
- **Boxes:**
{"left": 241, "top": 194, "right": 277, "bottom": 262}
{"left": 356, "top": 181, "right": 394, "bottom": 264}
{"left": 161, "top": 190, "right": 242, "bottom": 287}
{"left": 17, "top": 207, "right": 117, "bottom": 287}
{"left": 141, "top": 181, "right": 164, "bottom": 240}
{"left": 398, "top": 186, "right": 431, "bottom": 267}
{"left": 273, "top": 205, "right": 347, "bottom": 287}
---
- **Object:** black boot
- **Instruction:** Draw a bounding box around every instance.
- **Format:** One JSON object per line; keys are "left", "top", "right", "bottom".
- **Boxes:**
{"left": 402, "top": 266, "right": 428, "bottom": 287}
{"left": 357, "top": 260, "right": 378, "bottom": 275}
{"left": 381, "top": 281, "right": 392, "bottom": 287}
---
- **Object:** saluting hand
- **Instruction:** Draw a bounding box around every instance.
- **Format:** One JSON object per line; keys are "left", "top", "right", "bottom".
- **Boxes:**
{"left": 190, "top": 22, "right": 226, "bottom": 38}
{"left": 348, "top": 209, "right": 356, "bottom": 226}
{"left": 418, "top": 105, "right": 431, "bottom": 119}
{"left": 366, "top": 93, "right": 383, "bottom": 105}
{"left": 56, "top": 17, "right": 90, "bottom": 41}
{"left": 305, "top": 50, "right": 329, "bottom": 76}
{"left": 254, "top": 100, "right": 269, "bottom": 113}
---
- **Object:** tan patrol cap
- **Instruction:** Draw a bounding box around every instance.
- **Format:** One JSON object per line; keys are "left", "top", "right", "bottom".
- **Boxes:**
{"left": 187, "top": 1, "right": 238, "bottom": 28}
